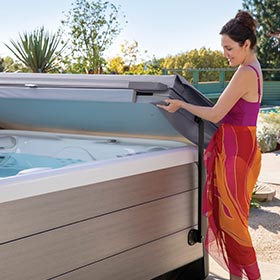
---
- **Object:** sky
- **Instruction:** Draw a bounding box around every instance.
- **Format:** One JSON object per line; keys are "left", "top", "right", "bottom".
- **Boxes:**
{"left": 0, "top": 0, "right": 243, "bottom": 60}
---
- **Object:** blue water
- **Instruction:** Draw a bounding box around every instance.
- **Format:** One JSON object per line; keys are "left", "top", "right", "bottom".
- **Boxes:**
{"left": 0, "top": 153, "right": 85, "bottom": 178}
{"left": 260, "top": 107, "right": 279, "bottom": 113}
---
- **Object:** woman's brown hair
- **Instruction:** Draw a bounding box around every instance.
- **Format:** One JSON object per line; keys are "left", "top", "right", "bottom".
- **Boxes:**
{"left": 220, "top": 11, "right": 257, "bottom": 49}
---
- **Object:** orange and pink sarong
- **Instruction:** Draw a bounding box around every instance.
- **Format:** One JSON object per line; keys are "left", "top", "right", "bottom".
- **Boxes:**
{"left": 203, "top": 123, "right": 261, "bottom": 280}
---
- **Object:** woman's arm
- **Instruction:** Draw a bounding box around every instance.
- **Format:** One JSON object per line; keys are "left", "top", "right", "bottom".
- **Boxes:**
{"left": 157, "top": 66, "right": 257, "bottom": 123}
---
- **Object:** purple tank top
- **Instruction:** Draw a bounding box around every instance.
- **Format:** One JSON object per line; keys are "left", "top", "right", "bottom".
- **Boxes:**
{"left": 221, "top": 65, "right": 261, "bottom": 126}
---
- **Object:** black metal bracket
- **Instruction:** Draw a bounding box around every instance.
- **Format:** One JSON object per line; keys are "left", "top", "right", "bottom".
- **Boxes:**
{"left": 188, "top": 116, "right": 205, "bottom": 245}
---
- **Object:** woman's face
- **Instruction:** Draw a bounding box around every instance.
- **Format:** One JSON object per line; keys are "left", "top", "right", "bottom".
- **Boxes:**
{"left": 221, "top": 34, "right": 248, "bottom": 67}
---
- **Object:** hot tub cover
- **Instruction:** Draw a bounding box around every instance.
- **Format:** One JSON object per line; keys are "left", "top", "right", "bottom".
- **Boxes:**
{"left": 0, "top": 73, "right": 218, "bottom": 147}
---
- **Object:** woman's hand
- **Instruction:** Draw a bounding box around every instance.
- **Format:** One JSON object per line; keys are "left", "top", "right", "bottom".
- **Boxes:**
{"left": 156, "top": 99, "right": 182, "bottom": 113}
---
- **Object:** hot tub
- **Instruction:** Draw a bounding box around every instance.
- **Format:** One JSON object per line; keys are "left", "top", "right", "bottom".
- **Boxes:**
{"left": 0, "top": 130, "right": 189, "bottom": 177}
{"left": 0, "top": 73, "right": 217, "bottom": 280}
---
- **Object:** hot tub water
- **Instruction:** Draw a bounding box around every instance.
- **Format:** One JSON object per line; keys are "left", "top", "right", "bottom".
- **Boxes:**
{"left": 0, "top": 131, "right": 187, "bottom": 178}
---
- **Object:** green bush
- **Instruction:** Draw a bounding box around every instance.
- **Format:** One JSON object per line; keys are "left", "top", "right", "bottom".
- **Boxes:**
{"left": 258, "top": 107, "right": 280, "bottom": 152}
{"left": 257, "top": 126, "right": 278, "bottom": 153}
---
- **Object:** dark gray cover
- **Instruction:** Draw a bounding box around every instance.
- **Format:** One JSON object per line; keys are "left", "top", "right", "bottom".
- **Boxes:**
{"left": 0, "top": 73, "right": 218, "bottom": 147}
{"left": 156, "top": 74, "right": 218, "bottom": 148}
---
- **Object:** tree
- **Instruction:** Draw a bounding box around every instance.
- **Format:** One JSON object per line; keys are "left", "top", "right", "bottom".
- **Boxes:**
{"left": 121, "top": 40, "right": 140, "bottom": 72}
{"left": 61, "top": 0, "right": 126, "bottom": 73}
{"left": 242, "top": 0, "right": 280, "bottom": 75}
{"left": 0, "top": 58, "right": 4, "bottom": 72}
{"left": 1, "top": 56, "right": 29, "bottom": 73}
{"left": 139, "top": 57, "right": 164, "bottom": 75}
{"left": 5, "top": 27, "right": 66, "bottom": 73}
{"left": 106, "top": 40, "right": 162, "bottom": 75}
{"left": 106, "top": 56, "right": 124, "bottom": 74}
{"left": 161, "top": 48, "right": 230, "bottom": 82}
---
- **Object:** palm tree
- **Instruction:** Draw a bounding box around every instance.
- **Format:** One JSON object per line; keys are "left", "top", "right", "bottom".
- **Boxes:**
{"left": 5, "top": 27, "right": 66, "bottom": 73}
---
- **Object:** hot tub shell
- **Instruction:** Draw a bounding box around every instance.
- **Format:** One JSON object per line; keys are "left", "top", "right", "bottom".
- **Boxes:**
{"left": 0, "top": 73, "right": 217, "bottom": 280}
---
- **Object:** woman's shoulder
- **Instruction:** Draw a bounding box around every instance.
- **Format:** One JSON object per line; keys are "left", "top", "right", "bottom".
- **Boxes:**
{"left": 240, "top": 62, "right": 262, "bottom": 75}
{"left": 235, "top": 64, "right": 261, "bottom": 81}
{"left": 232, "top": 65, "right": 254, "bottom": 82}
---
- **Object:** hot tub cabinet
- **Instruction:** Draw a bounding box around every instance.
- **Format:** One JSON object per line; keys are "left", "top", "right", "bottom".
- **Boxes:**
{"left": 0, "top": 73, "right": 217, "bottom": 280}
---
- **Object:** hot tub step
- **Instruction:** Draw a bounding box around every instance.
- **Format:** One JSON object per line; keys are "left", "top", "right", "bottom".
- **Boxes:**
{"left": 253, "top": 184, "right": 276, "bottom": 202}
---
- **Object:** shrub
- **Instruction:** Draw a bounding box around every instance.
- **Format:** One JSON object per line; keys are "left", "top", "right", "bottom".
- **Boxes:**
{"left": 257, "top": 126, "right": 278, "bottom": 153}
{"left": 258, "top": 107, "right": 280, "bottom": 152}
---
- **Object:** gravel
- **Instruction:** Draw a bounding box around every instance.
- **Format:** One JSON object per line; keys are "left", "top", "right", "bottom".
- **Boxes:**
{"left": 252, "top": 114, "right": 280, "bottom": 265}
{"left": 249, "top": 183, "right": 280, "bottom": 265}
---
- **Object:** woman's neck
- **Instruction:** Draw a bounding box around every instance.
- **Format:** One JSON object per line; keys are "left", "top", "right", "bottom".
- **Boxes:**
{"left": 241, "top": 53, "right": 258, "bottom": 66}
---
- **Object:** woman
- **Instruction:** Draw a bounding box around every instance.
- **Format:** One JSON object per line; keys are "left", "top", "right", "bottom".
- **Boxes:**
{"left": 157, "top": 11, "right": 262, "bottom": 280}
